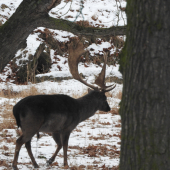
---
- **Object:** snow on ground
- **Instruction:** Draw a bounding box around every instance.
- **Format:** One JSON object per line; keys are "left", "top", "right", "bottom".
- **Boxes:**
{"left": 0, "top": 0, "right": 124, "bottom": 169}
{"left": 0, "top": 0, "right": 125, "bottom": 82}
{"left": 0, "top": 0, "right": 126, "bottom": 27}
{"left": 0, "top": 80, "right": 122, "bottom": 170}
{"left": 0, "top": 26, "right": 123, "bottom": 82}
{"left": 50, "top": 0, "right": 127, "bottom": 27}
{"left": 36, "top": 61, "right": 122, "bottom": 82}
{"left": 0, "top": 0, "right": 22, "bottom": 24}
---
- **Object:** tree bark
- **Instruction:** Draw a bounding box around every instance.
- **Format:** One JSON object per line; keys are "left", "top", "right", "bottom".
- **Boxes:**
{"left": 119, "top": 0, "right": 170, "bottom": 169}
{"left": 41, "top": 17, "right": 126, "bottom": 37}
{"left": 0, "top": 0, "right": 61, "bottom": 72}
{"left": 0, "top": 0, "right": 126, "bottom": 72}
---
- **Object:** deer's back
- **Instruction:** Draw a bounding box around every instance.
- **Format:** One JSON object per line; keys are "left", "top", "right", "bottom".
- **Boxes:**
{"left": 13, "top": 94, "right": 80, "bottom": 132}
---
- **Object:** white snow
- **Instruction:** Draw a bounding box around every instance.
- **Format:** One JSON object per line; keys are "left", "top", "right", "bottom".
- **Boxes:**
{"left": 87, "top": 42, "right": 112, "bottom": 55}
{"left": 0, "top": 0, "right": 125, "bottom": 169}
{"left": 0, "top": 80, "right": 122, "bottom": 169}
{"left": 49, "top": 0, "right": 127, "bottom": 27}
{"left": 0, "top": 0, "right": 125, "bottom": 83}
{"left": 0, "top": 0, "right": 22, "bottom": 24}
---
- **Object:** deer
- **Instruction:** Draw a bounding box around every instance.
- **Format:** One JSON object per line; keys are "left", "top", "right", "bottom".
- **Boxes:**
{"left": 12, "top": 38, "right": 116, "bottom": 170}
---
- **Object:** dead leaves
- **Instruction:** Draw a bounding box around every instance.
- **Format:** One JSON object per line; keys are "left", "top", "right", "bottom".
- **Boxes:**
{"left": 69, "top": 144, "right": 120, "bottom": 159}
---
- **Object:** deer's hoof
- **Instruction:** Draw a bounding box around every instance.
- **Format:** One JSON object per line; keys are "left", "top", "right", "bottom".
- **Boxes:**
{"left": 46, "top": 158, "right": 53, "bottom": 166}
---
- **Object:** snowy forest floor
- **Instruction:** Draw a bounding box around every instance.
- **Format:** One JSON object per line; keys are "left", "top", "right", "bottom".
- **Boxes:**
{"left": 0, "top": 80, "right": 122, "bottom": 170}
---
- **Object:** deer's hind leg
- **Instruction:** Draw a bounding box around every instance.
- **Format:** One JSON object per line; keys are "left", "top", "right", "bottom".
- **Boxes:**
{"left": 12, "top": 135, "right": 25, "bottom": 170}
{"left": 25, "top": 140, "right": 39, "bottom": 168}
{"left": 47, "top": 132, "right": 62, "bottom": 165}
{"left": 13, "top": 121, "right": 43, "bottom": 169}
{"left": 12, "top": 132, "right": 39, "bottom": 170}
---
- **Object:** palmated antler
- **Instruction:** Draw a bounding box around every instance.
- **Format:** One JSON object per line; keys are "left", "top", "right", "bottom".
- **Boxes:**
{"left": 68, "top": 38, "right": 98, "bottom": 90}
{"left": 68, "top": 38, "right": 116, "bottom": 92}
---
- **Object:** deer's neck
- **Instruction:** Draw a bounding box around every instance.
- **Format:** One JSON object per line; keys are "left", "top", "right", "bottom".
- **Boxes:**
{"left": 77, "top": 94, "right": 99, "bottom": 122}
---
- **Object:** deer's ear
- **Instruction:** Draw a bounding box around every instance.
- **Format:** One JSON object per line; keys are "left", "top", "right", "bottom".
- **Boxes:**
{"left": 88, "top": 88, "right": 93, "bottom": 93}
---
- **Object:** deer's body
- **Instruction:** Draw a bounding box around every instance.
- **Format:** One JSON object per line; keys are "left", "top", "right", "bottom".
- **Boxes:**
{"left": 14, "top": 94, "right": 79, "bottom": 133}
{"left": 12, "top": 91, "right": 110, "bottom": 170}
{"left": 12, "top": 39, "right": 115, "bottom": 170}
{"left": 14, "top": 91, "right": 109, "bottom": 134}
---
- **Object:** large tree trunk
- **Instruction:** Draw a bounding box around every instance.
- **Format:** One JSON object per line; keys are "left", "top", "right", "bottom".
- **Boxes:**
{"left": 0, "top": 0, "right": 126, "bottom": 72}
{"left": 119, "top": 0, "right": 170, "bottom": 169}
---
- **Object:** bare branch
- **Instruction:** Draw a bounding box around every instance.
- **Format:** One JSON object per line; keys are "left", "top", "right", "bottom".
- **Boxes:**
{"left": 39, "top": 16, "right": 126, "bottom": 38}
{"left": 0, "top": 0, "right": 126, "bottom": 72}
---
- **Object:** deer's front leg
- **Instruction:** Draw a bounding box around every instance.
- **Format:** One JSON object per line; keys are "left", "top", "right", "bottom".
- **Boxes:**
{"left": 61, "top": 132, "right": 70, "bottom": 167}
{"left": 47, "top": 132, "right": 62, "bottom": 165}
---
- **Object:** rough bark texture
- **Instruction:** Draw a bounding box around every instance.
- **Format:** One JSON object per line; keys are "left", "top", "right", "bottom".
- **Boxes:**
{"left": 0, "top": 0, "right": 61, "bottom": 72}
{"left": 0, "top": 0, "right": 126, "bottom": 72}
{"left": 119, "top": 0, "right": 170, "bottom": 169}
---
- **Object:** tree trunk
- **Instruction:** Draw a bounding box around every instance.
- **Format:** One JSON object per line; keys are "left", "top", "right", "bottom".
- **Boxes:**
{"left": 0, "top": 0, "right": 61, "bottom": 72}
{"left": 0, "top": 0, "right": 126, "bottom": 72}
{"left": 119, "top": 0, "right": 170, "bottom": 169}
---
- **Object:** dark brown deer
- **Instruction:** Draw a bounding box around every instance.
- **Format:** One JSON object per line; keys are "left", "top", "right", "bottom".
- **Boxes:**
{"left": 12, "top": 39, "right": 116, "bottom": 170}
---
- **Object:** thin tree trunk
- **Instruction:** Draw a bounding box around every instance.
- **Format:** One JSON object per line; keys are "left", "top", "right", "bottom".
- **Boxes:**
{"left": 119, "top": 0, "right": 170, "bottom": 169}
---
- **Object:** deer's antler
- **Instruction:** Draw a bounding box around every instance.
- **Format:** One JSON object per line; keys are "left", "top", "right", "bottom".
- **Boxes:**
{"left": 68, "top": 38, "right": 116, "bottom": 92}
